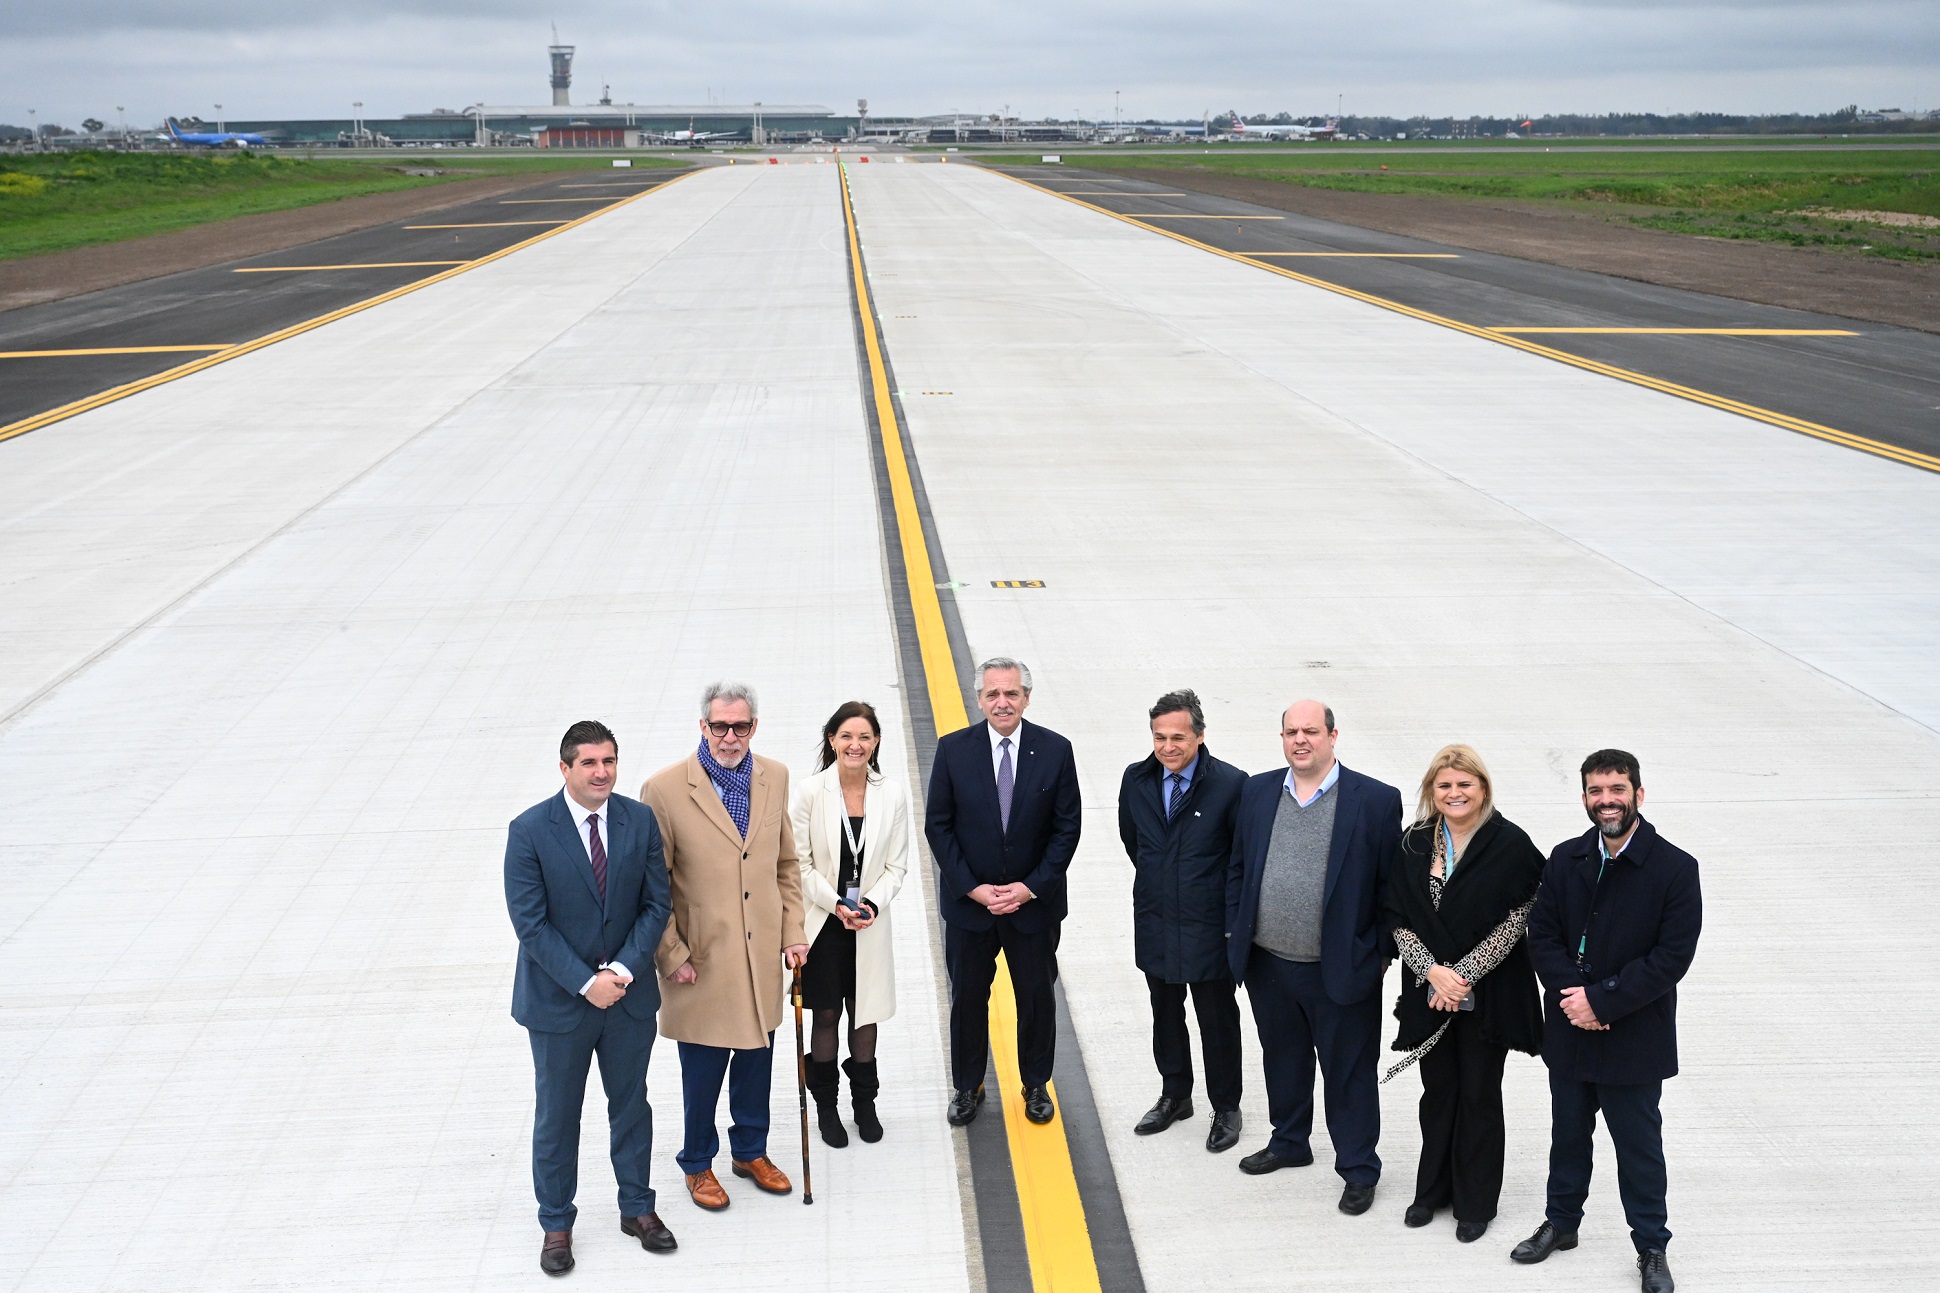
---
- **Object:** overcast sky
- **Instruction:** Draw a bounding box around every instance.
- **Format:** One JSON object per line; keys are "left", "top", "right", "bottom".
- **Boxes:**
{"left": 5, "top": 0, "right": 1937, "bottom": 128}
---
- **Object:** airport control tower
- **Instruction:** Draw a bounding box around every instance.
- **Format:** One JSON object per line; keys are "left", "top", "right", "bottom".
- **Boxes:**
{"left": 548, "top": 28, "right": 574, "bottom": 106}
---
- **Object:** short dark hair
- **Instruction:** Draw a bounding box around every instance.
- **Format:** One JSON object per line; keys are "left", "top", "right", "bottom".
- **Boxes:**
{"left": 1149, "top": 689, "right": 1206, "bottom": 734}
{"left": 560, "top": 720, "right": 617, "bottom": 765}
{"left": 1580, "top": 748, "right": 1641, "bottom": 791}
{"left": 814, "top": 700, "right": 883, "bottom": 775}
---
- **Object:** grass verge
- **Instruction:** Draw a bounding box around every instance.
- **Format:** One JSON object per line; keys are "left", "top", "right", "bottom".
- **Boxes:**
{"left": 0, "top": 151, "right": 685, "bottom": 261}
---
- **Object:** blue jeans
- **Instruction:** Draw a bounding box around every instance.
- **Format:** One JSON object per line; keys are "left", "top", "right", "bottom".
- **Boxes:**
{"left": 676, "top": 1036, "right": 774, "bottom": 1174}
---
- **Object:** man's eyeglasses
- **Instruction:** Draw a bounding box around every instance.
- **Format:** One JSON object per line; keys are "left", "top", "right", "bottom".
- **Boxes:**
{"left": 706, "top": 721, "right": 754, "bottom": 738}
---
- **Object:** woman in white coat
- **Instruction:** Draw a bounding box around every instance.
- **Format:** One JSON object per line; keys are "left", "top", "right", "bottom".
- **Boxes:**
{"left": 792, "top": 700, "right": 912, "bottom": 1147}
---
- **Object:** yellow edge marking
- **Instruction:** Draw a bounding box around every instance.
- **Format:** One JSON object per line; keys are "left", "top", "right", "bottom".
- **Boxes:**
{"left": 559, "top": 182, "right": 665, "bottom": 188}
{"left": 1490, "top": 327, "right": 1858, "bottom": 336}
{"left": 990, "top": 171, "right": 1940, "bottom": 475}
{"left": 1246, "top": 252, "right": 1460, "bottom": 258}
{"left": 0, "top": 345, "right": 233, "bottom": 358}
{"left": 1057, "top": 191, "right": 1189, "bottom": 196}
{"left": 839, "top": 163, "right": 1103, "bottom": 1293}
{"left": 402, "top": 220, "right": 570, "bottom": 228}
{"left": 498, "top": 197, "right": 619, "bottom": 204}
{"left": 0, "top": 172, "right": 698, "bottom": 445}
{"left": 233, "top": 262, "right": 470, "bottom": 272}
{"left": 1120, "top": 213, "right": 1284, "bottom": 219}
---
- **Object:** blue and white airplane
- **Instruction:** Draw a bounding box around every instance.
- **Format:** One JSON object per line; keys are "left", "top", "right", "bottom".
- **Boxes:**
{"left": 166, "top": 118, "right": 268, "bottom": 148}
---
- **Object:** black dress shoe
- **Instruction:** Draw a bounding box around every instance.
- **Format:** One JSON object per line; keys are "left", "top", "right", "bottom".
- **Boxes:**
{"left": 1022, "top": 1084, "right": 1056, "bottom": 1125}
{"left": 621, "top": 1212, "right": 677, "bottom": 1253}
{"left": 1134, "top": 1094, "right": 1192, "bottom": 1135}
{"left": 1638, "top": 1248, "right": 1674, "bottom": 1293}
{"left": 1205, "top": 1108, "right": 1242, "bottom": 1153}
{"left": 1404, "top": 1203, "right": 1434, "bottom": 1228}
{"left": 540, "top": 1230, "right": 573, "bottom": 1276}
{"left": 1238, "top": 1146, "right": 1313, "bottom": 1175}
{"left": 1338, "top": 1182, "right": 1376, "bottom": 1215}
{"left": 1510, "top": 1220, "right": 1579, "bottom": 1264}
{"left": 947, "top": 1085, "right": 986, "bottom": 1126}
{"left": 1455, "top": 1219, "right": 1488, "bottom": 1243}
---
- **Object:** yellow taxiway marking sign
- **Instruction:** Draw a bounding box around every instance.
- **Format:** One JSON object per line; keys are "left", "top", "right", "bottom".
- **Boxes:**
{"left": 0, "top": 173, "right": 698, "bottom": 444}
{"left": 0, "top": 345, "right": 234, "bottom": 359}
{"left": 233, "top": 262, "right": 470, "bottom": 272}
{"left": 1246, "top": 252, "right": 1461, "bottom": 258}
{"left": 402, "top": 220, "right": 571, "bottom": 229}
{"left": 499, "top": 197, "right": 619, "bottom": 204}
{"left": 994, "top": 171, "right": 1937, "bottom": 476}
{"left": 841, "top": 162, "right": 1106, "bottom": 1293}
{"left": 1489, "top": 327, "right": 1858, "bottom": 336}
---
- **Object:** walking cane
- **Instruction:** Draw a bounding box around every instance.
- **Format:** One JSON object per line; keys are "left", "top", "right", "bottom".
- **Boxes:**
{"left": 792, "top": 963, "right": 814, "bottom": 1204}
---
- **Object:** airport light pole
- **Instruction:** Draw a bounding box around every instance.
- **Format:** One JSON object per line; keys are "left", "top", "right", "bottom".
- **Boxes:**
{"left": 1114, "top": 89, "right": 1121, "bottom": 137}
{"left": 117, "top": 105, "right": 126, "bottom": 148}
{"left": 215, "top": 103, "right": 224, "bottom": 134}
{"left": 27, "top": 108, "right": 36, "bottom": 152}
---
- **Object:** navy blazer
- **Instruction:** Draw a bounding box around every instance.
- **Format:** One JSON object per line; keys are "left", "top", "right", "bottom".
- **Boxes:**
{"left": 1119, "top": 747, "right": 1247, "bottom": 983}
{"left": 925, "top": 719, "right": 1082, "bottom": 933}
{"left": 505, "top": 790, "right": 672, "bottom": 1034}
{"left": 1225, "top": 764, "right": 1402, "bottom": 1004}
{"left": 1527, "top": 818, "right": 1702, "bottom": 1084}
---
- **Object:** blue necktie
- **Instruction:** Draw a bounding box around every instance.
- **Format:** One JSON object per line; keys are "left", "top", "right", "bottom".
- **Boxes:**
{"left": 1166, "top": 772, "right": 1184, "bottom": 819}
{"left": 997, "top": 737, "right": 1014, "bottom": 831}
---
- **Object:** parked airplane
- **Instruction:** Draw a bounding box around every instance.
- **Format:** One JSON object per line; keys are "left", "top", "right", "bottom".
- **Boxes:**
{"left": 1228, "top": 113, "right": 1340, "bottom": 141}
{"left": 652, "top": 118, "right": 735, "bottom": 145}
{"left": 166, "top": 118, "right": 268, "bottom": 148}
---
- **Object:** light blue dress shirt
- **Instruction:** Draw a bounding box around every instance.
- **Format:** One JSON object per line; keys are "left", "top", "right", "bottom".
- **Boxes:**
{"left": 1282, "top": 758, "right": 1341, "bottom": 808}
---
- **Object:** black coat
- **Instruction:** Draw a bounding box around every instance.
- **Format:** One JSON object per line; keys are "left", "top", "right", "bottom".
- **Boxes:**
{"left": 925, "top": 719, "right": 1082, "bottom": 933}
{"left": 1226, "top": 764, "right": 1402, "bottom": 1004}
{"left": 1527, "top": 818, "right": 1702, "bottom": 1084}
{"left": 1383, "top": 814, "right": 1544, "bottom": 1058}
{"left": 1118, "top": 747, "right": 1247, "bottom": 983}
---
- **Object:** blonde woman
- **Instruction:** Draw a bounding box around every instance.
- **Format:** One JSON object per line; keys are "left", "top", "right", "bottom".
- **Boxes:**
{"left": 1381, "top": 744, "right": 1544, "bottom": 1243}
{"left": 791, "top": 701, "right": 912, "bottom": 1147}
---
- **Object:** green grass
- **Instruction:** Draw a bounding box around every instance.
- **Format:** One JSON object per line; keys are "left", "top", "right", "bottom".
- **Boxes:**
{"left": 981, "top": 144, "right": 1940, "bottom": 260}
{"left": 0, "top": 151, "right": 686, "bottom": 261}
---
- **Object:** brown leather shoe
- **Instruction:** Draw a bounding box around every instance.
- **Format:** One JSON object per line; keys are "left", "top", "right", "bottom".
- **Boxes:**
{"left": 730, "top": 1155, "right": 793, "bottom": 1195}
{"left": 540, "top": 1230, "right": 574, "bottom": 1275}
{"left": 621, "top": 1211, "right": 677, "bottom": 1252}
{"left": 685, "top": 1169, "right": 729, "bottom": 1210}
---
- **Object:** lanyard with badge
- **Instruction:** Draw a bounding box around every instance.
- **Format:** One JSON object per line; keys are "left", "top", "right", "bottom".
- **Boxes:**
{"left": 838, "top": 809, "right": 866, "bottom": 912}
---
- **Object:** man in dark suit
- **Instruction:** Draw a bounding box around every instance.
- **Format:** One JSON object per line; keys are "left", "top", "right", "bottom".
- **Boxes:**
{"left": 1512, "top": 749, "right": 1701, "bottom": 1293}
{"left": 505, "top": 720, "right": 675, "bottom": 1276}
{"left": 1226, "top": 700, "right": 1401, "bottom": 1215}
{"left": 926, "top": 656, "right": 1082, "bottom": 1128}
{"left": 1118, "top": 688, "right": 1249, "bottom": 1152}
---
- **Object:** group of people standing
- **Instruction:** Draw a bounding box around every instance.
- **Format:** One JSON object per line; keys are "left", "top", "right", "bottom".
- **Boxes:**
{"left": 502, "top": 661, "right": 1700, "bottom": 1293}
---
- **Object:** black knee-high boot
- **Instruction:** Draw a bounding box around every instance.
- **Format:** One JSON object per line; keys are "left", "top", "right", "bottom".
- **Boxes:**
{"left": 808, "top": 1058, "right": 848, "bottom": 1147}
{"left": 844, "top": 1057, "right": 882, "bottom": 1143}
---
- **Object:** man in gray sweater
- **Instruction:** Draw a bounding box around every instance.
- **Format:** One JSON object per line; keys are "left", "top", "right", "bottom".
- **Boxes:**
{"left": 1226, "top": 701, "right": 1403, "bottom": 1215}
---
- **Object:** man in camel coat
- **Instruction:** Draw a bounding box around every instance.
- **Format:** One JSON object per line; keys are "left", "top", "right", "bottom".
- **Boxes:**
{"left": 641, "top": 681, "right": 808, "bottom": 1212}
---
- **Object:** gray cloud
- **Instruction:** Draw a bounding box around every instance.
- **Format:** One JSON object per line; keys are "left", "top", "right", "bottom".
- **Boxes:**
{"left": 4, "top": 0, "right": 1936, "bottom": 127}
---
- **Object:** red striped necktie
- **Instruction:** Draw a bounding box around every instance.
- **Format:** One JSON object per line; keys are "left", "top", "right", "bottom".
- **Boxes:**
{"left": 586, "top": 814, "right": 607, "bottom": 904}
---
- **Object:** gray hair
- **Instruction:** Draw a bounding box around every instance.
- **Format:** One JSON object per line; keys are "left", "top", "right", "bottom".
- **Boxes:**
{"left": 976, "top": 657, "right": 1033, "bottom": 694}
{"left": 1149, "top": 689, "right": 1206, "bottom": 734}
{"left": 700, "top": 680, "right": 760, "bottom": 720}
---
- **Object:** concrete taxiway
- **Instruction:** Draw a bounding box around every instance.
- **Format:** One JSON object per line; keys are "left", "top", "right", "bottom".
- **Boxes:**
{"left": 2, "top": 158, "right": 1936, "bottom": 1293}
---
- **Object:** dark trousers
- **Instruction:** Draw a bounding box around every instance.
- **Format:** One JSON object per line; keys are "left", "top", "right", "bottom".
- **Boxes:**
{"left": 945, "top": 917, "right": 1059, "bottom": 1089}
{"left": 1413, "top": 1019, "right": 1509, "bottom": 1221}
{"left": 1244, "top": 947, "right": 1382, "bottom": 1184}
{"left": 1546, "top": 1070, "right": 1671, "bottom": 1252}
{"left": 527, "top": 1004, "right": 657, "bottom": 1230}
{"left": 1147, "top": 972, "right": 1243, "bottom": 1112}
{"left": 676, "top": 1035, "right": 774, "bottom": 1175}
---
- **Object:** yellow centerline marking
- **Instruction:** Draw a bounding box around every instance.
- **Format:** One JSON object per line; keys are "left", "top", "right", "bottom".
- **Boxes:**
{"left": 1490, "top": 327, "right": 1858, "bottom": 336}
{"left": 233, "top": 262, "right": 470, "bottom": 272}
{"left": 402, "top": 220, "right": 571, "bottom": 228}
{"left": 498, "top": 197, "right": 619, "bottom": 204}
{"left": 1246, "top": 251, "right": 1461, "bottom": 258}
{"left": 839, "top": 163, "right": 1105, "bottom": 1293}
{"left": 990, "top": 171, "right": 1940, "bottom": 475}
{"left": 0, "top": 172, "right": 697, "bottom": 445}
{"left": 0, "top": 345, "right": 235, "bottom": 359}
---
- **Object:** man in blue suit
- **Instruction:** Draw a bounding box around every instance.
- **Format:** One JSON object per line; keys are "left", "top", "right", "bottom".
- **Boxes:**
{"left": 926, "top": 657, "right": 1082, "bottom": 1129}
{"left": 505, "top": 720, "right": 675, "bottom": 1275}
{"left": 1227, "top": 700, "right": 1401, "bottom": 1215}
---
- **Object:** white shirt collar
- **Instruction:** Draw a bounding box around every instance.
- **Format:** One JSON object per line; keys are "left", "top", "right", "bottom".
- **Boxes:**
{"left": 564, "top": 788, "right": 608, "bottom": 829}
{"left": 1283, "top": 759, "right": 1341, "bottom": 808}
{"left": 988, "top": 720, "right": 1024, "bottom": 751}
